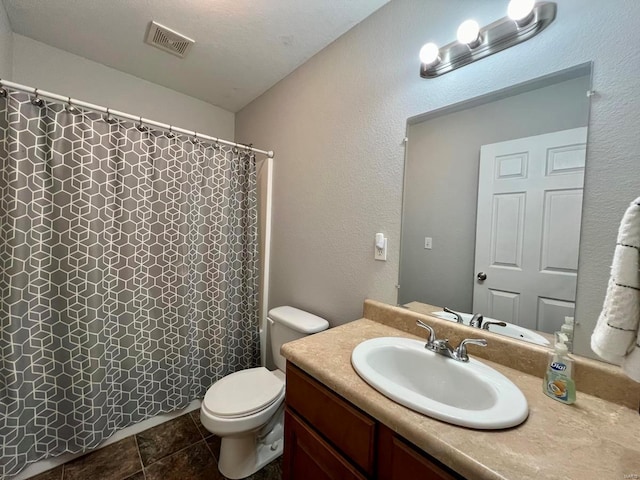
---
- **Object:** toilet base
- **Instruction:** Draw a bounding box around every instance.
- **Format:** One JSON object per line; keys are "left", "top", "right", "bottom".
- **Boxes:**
{"left": 218, "top": 411, "right": 284, "bottom": 479}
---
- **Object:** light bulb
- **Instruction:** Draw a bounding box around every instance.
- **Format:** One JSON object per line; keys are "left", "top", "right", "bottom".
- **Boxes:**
{"left": 457, "top": 19, "right": 481, "bottom": 46}
{"left": 508, "top": 0, "right": 535, "bottom": 23}
{"left": 419, "top": 43, "right": 440, "bottom": 65}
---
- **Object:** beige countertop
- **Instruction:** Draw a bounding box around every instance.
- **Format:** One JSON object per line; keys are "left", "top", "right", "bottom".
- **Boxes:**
{"left": 281, "top": 318, "right": 640, "bottom": 480}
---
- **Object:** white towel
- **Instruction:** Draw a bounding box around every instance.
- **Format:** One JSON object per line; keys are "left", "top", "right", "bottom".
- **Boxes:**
{"left": 591, "top": 197, "right": 640, "bottom": 381}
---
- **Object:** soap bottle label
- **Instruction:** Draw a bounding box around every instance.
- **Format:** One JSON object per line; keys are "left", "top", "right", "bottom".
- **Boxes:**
{"left": 546, "top": 373, "right": 569, "bottom": 401}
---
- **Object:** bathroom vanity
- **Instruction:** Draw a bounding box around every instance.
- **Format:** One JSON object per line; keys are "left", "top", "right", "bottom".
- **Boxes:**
{"left": 281, "top": 300, "right": 640, "bottom": 480}
{"left": 284, "top": 363, "right": 460, "bottom": 479}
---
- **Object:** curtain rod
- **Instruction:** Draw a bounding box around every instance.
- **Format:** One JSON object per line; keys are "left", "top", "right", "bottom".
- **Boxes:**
{"left": 0, "top": 79, "right": 274, "bottom": 158}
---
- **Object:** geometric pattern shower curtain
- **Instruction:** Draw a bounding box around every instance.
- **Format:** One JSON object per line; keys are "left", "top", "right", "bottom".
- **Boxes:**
{"left": 0, "top": 90, "right": 259, "bottom": 477}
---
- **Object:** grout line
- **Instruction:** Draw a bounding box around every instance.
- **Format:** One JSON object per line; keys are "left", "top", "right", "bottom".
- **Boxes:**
{"left": 133, "top": 434, "right": 147, "bottom": 479}
{"left": 189, "top": 411, "right": 220, "bottom": 464}
{"left": 188, "top": 410, "right": 209, "bottom": 442}
{"left": 203, "top": 438, "right": 219, "bottom": 465}
{"left": 145, "top": 438, "right": 211, "bottom": 470}
{"left": 138, "top": 412, "right": 214, "bottom": 471}
{"left": 189, "top": 409, "right": 221, "bottom": 463}
{"left": 116, "top": 412, "right": 215, "bottom": 475}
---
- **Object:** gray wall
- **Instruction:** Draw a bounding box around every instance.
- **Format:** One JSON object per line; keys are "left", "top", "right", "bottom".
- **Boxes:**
{"left": 399, "top": 74, "right": 590, "bottom": 312}
{"left": 235, "top": 0, "right": 640, "bottom": 360}
{"left": 0, "top": 1, "right": 12, "bottom": 79}
{"left": 11, "top": 35, "right": 234, "bottom": 137}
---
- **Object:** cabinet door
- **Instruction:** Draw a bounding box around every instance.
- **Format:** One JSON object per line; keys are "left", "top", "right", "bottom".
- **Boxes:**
{"left": 377, "top": 425, "right": 463, "bottom": 480}
{"left": 283, "top": 408, "right": 367, "bottom": 480}
{"left": 286, "top": 363, "right": 376, "bottom": 475}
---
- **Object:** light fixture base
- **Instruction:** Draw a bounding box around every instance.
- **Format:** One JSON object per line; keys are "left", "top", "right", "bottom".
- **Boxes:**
{"left": 420, "top": 2, "right": 556, "bottom": 79}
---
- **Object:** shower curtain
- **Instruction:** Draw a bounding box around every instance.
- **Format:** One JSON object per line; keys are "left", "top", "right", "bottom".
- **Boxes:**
{"left": 0, "top": 90, "right": 259, "bottom": 477}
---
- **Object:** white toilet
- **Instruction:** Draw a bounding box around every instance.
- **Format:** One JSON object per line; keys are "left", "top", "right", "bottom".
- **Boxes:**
{"left": 200, "top": 306, "right": 329, "bottom": 479}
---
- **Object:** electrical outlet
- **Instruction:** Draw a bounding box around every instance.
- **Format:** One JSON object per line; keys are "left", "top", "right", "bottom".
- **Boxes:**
{"left": 375, "top": 237, "right": 387, "bottom": 261}
{"left": 424, "top": 237, "right": 433, "bottom": 249}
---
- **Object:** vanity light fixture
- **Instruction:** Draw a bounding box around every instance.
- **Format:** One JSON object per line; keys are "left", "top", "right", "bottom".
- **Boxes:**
{"left": 419, "top": 1, "right": 556, "bottom": 79}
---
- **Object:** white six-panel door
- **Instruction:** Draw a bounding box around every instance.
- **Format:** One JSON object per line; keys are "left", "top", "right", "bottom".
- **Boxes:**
{"left": 472, "top": 128, "right": 587, "bottom": 332}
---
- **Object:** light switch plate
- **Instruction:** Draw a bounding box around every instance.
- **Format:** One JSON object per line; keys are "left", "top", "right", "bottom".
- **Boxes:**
{"left": 424, "top": 237, "right": 433, "bottom": 249}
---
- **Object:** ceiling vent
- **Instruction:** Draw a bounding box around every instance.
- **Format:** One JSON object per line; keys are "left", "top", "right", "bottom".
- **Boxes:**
{"left": 145, "top": 21, "right": 195, "bottom": 58}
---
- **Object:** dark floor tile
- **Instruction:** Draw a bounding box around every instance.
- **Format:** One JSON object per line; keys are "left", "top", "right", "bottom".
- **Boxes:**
{"left": 189, "top": 409, "right": 212, "bottom": 439}
{"left": 27, "top": 465, "right": 63, "bottom": 480}
{"left": 205, "top": 435, "right": 221, "bottom": 461}
{"left": 144, "top": 440, "right": 221, "bottom": 480}
{"left": 245, "top": 457, "right": 283, "bottom": 480}
{"left": 136, "top": 413, "right": 202, "bottom": 466}
{"left": 123, "top": 472, "right": 145, "bottom": 480}
{"left": 62, "top": 437, "right": 141, "bottom": 480}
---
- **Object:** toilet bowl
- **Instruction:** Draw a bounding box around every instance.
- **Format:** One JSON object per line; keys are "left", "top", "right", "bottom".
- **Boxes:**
{"left": 200, "top": 306, "right": 329, "bottom": 479}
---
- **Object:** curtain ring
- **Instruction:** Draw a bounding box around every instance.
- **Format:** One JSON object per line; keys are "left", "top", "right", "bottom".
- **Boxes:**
{"left": 30, "top": 88, "right": 43, "bottom": 107}
{"left": 0, "top": 81, "right": 6, "bottom": 98}
{"left": 213, "top": 139, "right": 221, "bottom": 151}
{"left": 166, "top": 125, "right": 175, "bottom": 139}
{"left": 232, "top": 146, "right": 239, "bottom": 154}
{"left": 192, "top": 132, "right": 200, "bottom": 144}
{"left": 137, "top": 116, "right": 148, "bottom": 132}
{"left": 65, "top": 96, "right": 77, "bottom": 113}
{"left": 104, "top": 107, "right": 116, "bottom": 124}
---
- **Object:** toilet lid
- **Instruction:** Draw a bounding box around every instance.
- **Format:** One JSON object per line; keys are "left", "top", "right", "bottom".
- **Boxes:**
{"left": 203, "top": 367, "right": 284, "bottom": 418}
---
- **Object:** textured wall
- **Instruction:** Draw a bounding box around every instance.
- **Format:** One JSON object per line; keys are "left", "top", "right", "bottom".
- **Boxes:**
{"left": 0, "top": 1, "right": 13, "bottom": 79}
{"left": 235, "top": 0, "right": 640, "bottom": 360}
{"left": 11, "top": 35, "right": 234, "bottom": 138}
{"left": 399, "top": 75, "right": 590, "bottom": 313}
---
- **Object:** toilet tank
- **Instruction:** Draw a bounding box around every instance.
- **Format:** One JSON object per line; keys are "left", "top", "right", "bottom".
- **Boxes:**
{"left": 268, "top": 306, "right": 329, "bottom": 372}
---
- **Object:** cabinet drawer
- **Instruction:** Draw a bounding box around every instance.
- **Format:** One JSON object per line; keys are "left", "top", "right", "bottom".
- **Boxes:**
{"left": 283, "top": 408, "right": 367, "bottom": 480}
{"left": 286, "top": 363, "right": 376, "bottom": 476}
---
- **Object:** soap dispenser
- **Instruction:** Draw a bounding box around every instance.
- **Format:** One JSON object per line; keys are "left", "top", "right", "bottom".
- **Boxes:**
{"left": 543, "top": 332, "right": 576, "bottom": 404}
{"left": 561, "top": 316, "right": 574, "bottom": 351}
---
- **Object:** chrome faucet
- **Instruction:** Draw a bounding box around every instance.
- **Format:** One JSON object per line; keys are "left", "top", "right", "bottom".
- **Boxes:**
{"left": 469, "top": 313, "right": 484, "bottom": 328}
{"left": 416, "top": 320, "right": 487, "bottom": 362}
{"left": 443, "top": 307, "right": 464, "bottom": 324}
{"left": 482, "top": 320, "right": 507, "bottom": 331}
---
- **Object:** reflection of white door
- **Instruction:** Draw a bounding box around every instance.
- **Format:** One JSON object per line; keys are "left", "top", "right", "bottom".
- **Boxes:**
{"left": 473, "top": 128, "right": 587, "bottom": 332}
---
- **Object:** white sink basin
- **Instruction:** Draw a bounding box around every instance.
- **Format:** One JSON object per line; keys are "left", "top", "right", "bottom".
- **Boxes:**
{"left": 431, "top": 311, "right": 550, "bottom": 347}
{"left": 351, "top": 337, "right": 528, "bottom": 429}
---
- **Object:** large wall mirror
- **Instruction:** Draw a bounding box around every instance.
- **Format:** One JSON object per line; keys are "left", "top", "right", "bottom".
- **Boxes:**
{"left": 398, "top": 64, "right": 592, "bottom": 349}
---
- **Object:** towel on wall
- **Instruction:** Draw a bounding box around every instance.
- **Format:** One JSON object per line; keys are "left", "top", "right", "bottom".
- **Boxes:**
{"left": 591, "top": 197, "right": 640, "bottom": 382}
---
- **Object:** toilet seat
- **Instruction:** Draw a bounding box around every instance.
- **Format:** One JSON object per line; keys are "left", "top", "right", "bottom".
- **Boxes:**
{"left": 203, "top": 367, "right": 284, "bottom": 419}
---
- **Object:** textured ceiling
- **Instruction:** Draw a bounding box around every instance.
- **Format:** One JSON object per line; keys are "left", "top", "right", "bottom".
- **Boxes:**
{"left": 2, "top": 0, "right": 388, "bottom": 112}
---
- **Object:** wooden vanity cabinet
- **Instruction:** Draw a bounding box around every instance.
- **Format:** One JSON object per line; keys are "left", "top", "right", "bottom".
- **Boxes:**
{"left": 284, "top": 363, "right": 464, "bottom": 480}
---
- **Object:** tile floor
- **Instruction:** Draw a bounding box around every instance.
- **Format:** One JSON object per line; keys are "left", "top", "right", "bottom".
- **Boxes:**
{"left": 28, "top": 411, "right": 283, "bottom": 480}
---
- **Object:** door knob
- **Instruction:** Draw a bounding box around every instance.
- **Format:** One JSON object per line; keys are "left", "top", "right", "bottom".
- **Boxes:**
{"left": 477, "top": 272, "right": 487, "bottom": 281}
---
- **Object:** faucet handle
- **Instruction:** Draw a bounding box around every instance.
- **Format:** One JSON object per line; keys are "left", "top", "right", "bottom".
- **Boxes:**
{"left": 482, "top": 321, "right": 507, "bottom": 331}
{"left": 444, "top": 307, "right": 464, "bottom": 324}
{"left": 416, "top": 320, "right": 435, "bottom": 343}
{"left": 454, "top": 338, "right": 487, "bottom": 362}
